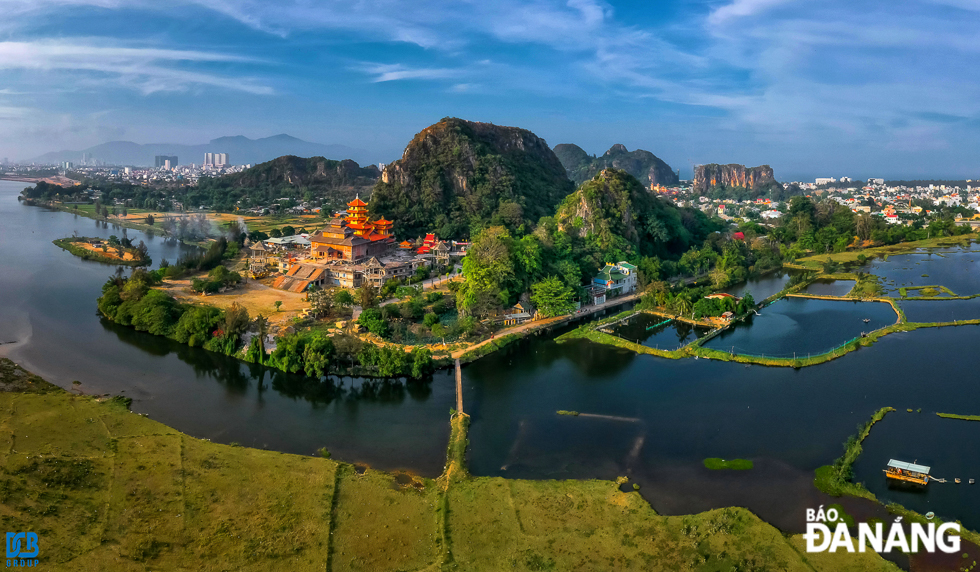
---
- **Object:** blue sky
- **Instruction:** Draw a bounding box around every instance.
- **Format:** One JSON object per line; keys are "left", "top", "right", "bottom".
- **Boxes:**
{"left": 1, "top": 0, "right": 979, "bottom": 180}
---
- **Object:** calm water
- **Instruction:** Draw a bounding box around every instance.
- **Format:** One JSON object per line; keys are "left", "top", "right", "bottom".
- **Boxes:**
{"left": 900, "top": 298, "right": 980, "bottom": 322}
{"left": 463, "top": 325, "right": 980, "bottom": 532}
{"left": 0, "top": 181, "right": 454, "bottom": 476}
{"left": 725, "top": 269, "right": 793, "bottom": 301}
{"left": 703, "top": 298, "right": 897, "bottom": 357}
{"left": 853, "top": 412, "right": 980, "bottom": 527}
{"left": 4, "top": 179, "right": 980, "bottom": 535}
{"left": 802, "top": 279, "right": 855, "bottom": 297}
{"left": 864, "top": 247, "right": 980, "bottom": 296}
{"left": 612, "top": 313, "right": 708, "bottom": 350}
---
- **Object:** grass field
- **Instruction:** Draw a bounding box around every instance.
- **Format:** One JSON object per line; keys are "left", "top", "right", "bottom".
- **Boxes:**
{"left": 0, "top": 357, "right": 904, "bottom": 571}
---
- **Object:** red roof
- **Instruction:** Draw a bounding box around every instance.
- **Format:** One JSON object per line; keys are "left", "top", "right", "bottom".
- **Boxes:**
{"left": 733, "top": 232, "right": 745, "bottom": 240}
{"left": 374, "top": 217, "right": 393, "bottom": 225}
{"left": 348, "top": 197, "right": 368, "bottom": 207}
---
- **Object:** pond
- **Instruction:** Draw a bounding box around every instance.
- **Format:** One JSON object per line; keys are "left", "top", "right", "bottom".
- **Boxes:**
{"left": 899, "top": 298, "right": 980, "bottom": 323}
{"left": 724, "top": 269, "right": 794, "bottom": 302}
{"left": 611, "top": 313, "right": 709, "bottom": 350}
{"left": 702, "top": 298, "right": 897, "bottom": 357}
{"left": 801, "top": 279, "right": 855, "bottom": 297}
{"left": 853, "top": 411, "right": 980, "bottom": 530}
{"left": 863, "top": 247, "right": 980, "bottom": 296}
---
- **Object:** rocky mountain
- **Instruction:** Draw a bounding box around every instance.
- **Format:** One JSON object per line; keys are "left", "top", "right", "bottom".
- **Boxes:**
{"left": 553, "top": 143, "right": 679, "bottom": 188}
{"left": 692, "top": 164, "right": 778, "bottom": 196}
{"left": 555, "top": 169, "right": 716, "bottom": 258}
{"left": 27, "top": 134, "right": 375, "bottom": 167}
{"left": 186, "top": 155, "right": 380, "bottom": 212}
{"left": 371, "top": 117, "right": 574, "bottom": 239}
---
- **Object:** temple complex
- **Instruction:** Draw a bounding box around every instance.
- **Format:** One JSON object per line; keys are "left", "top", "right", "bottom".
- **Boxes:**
{"left": 309, "top": 197, "right": 396, "bottom": 262}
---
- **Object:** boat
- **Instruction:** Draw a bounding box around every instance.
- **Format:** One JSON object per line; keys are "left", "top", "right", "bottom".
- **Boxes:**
{"left": 884, "top": 459, "right": 930, "bottom": 486}
{"left": 863, "top": 318, "right": 871, "bottom": 323}
{"left": 925, "top": 512, "right": 935, "bottom": 519}
{"left": 955, "top": 478, "right": 961, "bottom": 484}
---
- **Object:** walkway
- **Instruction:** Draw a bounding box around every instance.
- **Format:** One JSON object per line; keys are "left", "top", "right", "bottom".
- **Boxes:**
{"left": 449, "top": 291, "right": 643, "bottom": 359}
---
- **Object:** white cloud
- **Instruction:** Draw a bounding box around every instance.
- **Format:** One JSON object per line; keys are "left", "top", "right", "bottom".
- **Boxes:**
{"left": 0, "top": 41, "right": 272, "bottom": 94}
{"left": 362, "top": 63, "right": 462, "bottom": 83}
{"left": 708, "top": 0, "right": 794, "bottom": 26}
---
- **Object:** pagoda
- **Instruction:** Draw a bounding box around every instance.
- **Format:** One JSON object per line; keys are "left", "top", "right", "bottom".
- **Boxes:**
{"left": 346, "top": 196, "right": 373, "bottom": 237}
{"left": 309, "top": 196, "right": 397, "bottom": 262}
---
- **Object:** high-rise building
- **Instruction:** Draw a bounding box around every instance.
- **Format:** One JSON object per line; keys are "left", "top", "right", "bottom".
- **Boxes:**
{"left": 204, "top": 153, "right": 229, "bottom": 167}
{"left": 155, "top": 155, "right": 178, "bottom": 168}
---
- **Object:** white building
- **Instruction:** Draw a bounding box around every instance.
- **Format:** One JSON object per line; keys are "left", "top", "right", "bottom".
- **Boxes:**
{"left": 815, "top": 177, "right": 836, "bottom": 185}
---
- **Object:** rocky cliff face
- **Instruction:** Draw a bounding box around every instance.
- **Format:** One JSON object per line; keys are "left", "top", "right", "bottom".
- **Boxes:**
{"left": 554, "top": 143, "right": 679, "bottom": 188}
{"left": 692, "top": 164, "right": 775, "bottom": 194}
{"left": 371, "top": 118, "right": 574, "bottom": 239}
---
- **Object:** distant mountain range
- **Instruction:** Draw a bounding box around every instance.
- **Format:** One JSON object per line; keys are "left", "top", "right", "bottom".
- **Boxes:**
{"left": 25, "top": 134, "right": 375, "bottom": 168}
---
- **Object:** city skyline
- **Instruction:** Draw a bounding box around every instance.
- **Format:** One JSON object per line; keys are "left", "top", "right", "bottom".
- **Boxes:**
{"left": 2, "top": 0, "right": 980, "bottom": 180}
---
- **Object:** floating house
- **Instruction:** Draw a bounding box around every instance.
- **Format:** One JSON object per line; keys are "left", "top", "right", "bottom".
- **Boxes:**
{"left": 884, "top": 459, "right": 930, "bottom": 486}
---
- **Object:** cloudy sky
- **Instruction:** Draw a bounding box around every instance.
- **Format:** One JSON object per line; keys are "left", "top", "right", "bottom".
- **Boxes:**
{"left": 1, "top": 0, "right": 978, "bottom": 179}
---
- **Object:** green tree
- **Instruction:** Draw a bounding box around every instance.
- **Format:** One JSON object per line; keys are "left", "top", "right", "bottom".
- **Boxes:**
{"left": 530, "top": 276, "right": 576, "bottom": 318}
{"left": 274, "top": 300, "right": 283, "bottom": 312}
{"left": 333, "top": 289, "right": 355, "bottom": 308}
{"left": 357, "top": 308, "right": 389, "bottom": 338}
{"left": 308, "top": 285, "right": 332, "bottom": 317}
{"left": 410, "top": 347, "right": 434, "bottom": 378}
{"left": 358, "top": 283, "right": 379, "bottom": 309}
{"left": 457, "top": 226, "right": 514, "bottom": 317}
{"left": 302, "top": 334, "right": 334, "bottom": 378}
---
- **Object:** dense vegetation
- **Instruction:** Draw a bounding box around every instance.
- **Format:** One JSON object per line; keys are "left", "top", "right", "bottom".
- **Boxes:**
{"left": 455, "top": 170, "right": 722, "bottom": 317}
{"left": 553, "top": 143, "right": 679, "bottom": 187}
{"left": 370, "top": 118, "right": 575, "bottom": 239}
{"left": 188, "top": 155, "right": 379, "bottom": 212}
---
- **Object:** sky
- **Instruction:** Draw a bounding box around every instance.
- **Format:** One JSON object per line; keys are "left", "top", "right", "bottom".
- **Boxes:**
{"left": 1, "top": 0, "right": 979, "bottom": 180}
